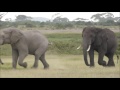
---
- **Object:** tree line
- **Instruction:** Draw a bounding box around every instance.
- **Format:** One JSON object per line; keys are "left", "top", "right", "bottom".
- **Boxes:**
{"left": 0, "top": 12, "right": 120, "bottom": 29}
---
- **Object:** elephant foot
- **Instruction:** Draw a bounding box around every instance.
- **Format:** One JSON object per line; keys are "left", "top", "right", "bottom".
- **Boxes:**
{"left": 102, "top": 60, "right": 107, "bottom": 66}
{"left": 18, "top": 62, "right": 27, "bottom": 68}
{"left": 31, "top": 66, "right": 38, "bottom": 69}
{"left": 107, "top": 61, "right": 115, "bottom": 67}
{"left": 23, "top": 62, "right": 27, "bottom": 68}
{"left": 98, "top": 60, "right": 106, "bottom": 66}
{"left": 90, "top": 65, "right": 95, "bottom": 68}
{"left": 12, "top": 67, "right": 17, "bottom": 69}
{"left": 44, "top": 65, "right": 49, "bottom": 69}
{"left": 12, "top": 65, "right": 17, "bottom": 69}
{"left": 90, "top": 63, "right": 95, "bottom": 67}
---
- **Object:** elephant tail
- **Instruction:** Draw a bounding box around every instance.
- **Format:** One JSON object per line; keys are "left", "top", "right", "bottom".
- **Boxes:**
{"left": 115, "top": 53, "right": 119, "bottom": 64}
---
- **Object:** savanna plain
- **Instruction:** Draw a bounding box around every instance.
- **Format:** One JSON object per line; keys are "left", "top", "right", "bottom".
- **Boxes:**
{"left": 0, "top": 29, "right": 120, "bottom": 78}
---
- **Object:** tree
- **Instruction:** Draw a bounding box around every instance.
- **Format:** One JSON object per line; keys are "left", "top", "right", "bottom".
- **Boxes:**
{"left": 5, "top": 18, "right": 12, "bottom": 22}
{"left": 53, "top": 17, "right": 69, "bottom": 23}
{"left": 15, "top": 15, "right": 32, "bottom": 21}
{"left": 74, "top": 18, "right": 89, "bottom": 22}
{"left": 106, "top": 20, "right": 115, "bottom": 25}
{"left": 91, "top": 12, "right": 114, "bottom": 22}
{"left": 114, "top": 17, "right": 120, "bottom": 22}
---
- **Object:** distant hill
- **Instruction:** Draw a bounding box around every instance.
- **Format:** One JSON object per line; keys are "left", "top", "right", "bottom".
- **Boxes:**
{"left": 31, "top": 17, "right": 50, "bottom": 22}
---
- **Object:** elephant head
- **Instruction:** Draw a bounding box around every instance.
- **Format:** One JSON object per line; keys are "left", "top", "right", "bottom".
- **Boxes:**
{"left": 0, "top": 28, "right": 23, "bottom": 45}
{"left": 82, "top": 27, "right": 108, "bottom": 66}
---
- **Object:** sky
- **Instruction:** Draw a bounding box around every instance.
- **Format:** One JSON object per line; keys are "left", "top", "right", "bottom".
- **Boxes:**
{"left": 1, "top": 12, "right": 120, "bottom": 21}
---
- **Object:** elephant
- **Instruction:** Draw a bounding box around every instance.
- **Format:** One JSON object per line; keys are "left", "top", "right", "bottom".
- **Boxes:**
{"left": 0, "top": 28, "right": 49, "bottom": 69}
{"left": 82, "top": 26, "right": 118, "bottom": 67}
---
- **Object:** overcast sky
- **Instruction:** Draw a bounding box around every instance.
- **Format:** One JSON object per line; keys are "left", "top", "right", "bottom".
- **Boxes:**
{"left": 1, "top": 12, "right": 120, "bottom": 21}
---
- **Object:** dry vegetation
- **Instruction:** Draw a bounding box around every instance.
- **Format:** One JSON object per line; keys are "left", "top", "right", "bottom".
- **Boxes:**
{"left": 35, "top": 28, "right": 120, "bottom": 34}
{"left": 0, "top": 54, "right": 120, "bottom": 78}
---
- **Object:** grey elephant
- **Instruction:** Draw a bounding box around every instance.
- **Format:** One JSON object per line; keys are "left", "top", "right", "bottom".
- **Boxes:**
{"left": 82, "top": 26, "right": 118, "bottom": 67}
{"left": 0, "top": 28, "right": 49, "bottom": 69}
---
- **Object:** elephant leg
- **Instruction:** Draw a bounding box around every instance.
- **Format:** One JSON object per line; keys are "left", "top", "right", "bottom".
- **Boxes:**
{"left": 98, "top": 52, "right": 106, "bottom": 66}
{"left": 106, "top": 54, "right": 115, "bottom": 66}
{"left": 31, "top": 55, "right": 39, "bottom": 68}
{"left": 39, "top": 53, "right": 49, "bottom": 69}
{"left": 32, "top": 48, "right": 44, "bottom": 68}
{"left": 18, "top": 50, "right": 28, "bottom": 68}
{"left": 12, "top": 49, "right": 19, "bottom": 69}
{"left": 88, "top": 49, "right": 94, "bottom": 67}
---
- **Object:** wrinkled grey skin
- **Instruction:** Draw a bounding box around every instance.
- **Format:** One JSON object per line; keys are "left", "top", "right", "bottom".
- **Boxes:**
{"left": 82, "top": 27, "right": 118, "bottom": 67}
{"left": 0, "top": 28, "right": 49, "bottom": 69}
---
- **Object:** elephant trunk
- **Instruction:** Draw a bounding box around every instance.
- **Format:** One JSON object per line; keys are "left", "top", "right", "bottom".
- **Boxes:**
{"left": 83, "top": 44, "right": 90, "bottom": 66}
{"left": 83, "top": 49, "right": 90, "bottom": 66}
{"left": 83, "top": 39, "right": 91, "bottom": 66}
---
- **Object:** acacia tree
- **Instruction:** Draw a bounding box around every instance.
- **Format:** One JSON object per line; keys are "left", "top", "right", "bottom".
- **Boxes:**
{"left": 15, "top": 15, "right": 32, "bottom": 21}
{"left": 74, "top": 18, "right": 89, "bottom": 22}
{"left": 91, "top": 12, "right": 119, "bottom": 22}
{"left": 53, "top": 16, "right": 69, "bottom": 23}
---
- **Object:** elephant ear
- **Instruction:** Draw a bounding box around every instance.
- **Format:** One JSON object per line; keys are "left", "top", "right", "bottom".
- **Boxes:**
{"left": 101, "top": 29, "right": 108, "bottom": 41}
{"left": 95, "top": 29, "right": 108, "bottom": 46}
{"left": 10, "top": 29, "right": 23, "bottom": 44}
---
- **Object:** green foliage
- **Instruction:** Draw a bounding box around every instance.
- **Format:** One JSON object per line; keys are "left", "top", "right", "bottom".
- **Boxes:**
{"left": 53, "top": 22, "right": 74, "bottom": 29}
{"left": 116, "top": 33, "right": 120, "bottom": 55}
{"left": 46, "top": 33, "right": 82, "bottom": 55}
{"left": 24, "top": 21, "right": 36, "bottom": 27}
{"left": 0, "top": 44, "right": 11, "bottom": 56}
{"left": 0, "top": 20, "right": 120, "bottom": 30}
{"left": 53, "top": 17, "right": 69, "bottom": 23}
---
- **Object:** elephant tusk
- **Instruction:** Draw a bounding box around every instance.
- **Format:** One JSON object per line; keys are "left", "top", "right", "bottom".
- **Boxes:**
{"left": 77, "top": 45, "right": 81, "bottom": 50}
{"left": 87, "top": 45, "right": 91, "bottom": 52}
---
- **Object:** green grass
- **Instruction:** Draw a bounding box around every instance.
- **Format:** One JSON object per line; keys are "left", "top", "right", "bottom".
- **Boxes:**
{"left": 0, "top": 55, "right": 120, "bottom": 78}
{"left": 46, "top": 33, "right": 82, "bottom": 55}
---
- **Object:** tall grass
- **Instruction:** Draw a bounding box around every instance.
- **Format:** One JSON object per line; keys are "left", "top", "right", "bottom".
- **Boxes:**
{"left": 47, "top": 33, "right": 82, "bottom": 54}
